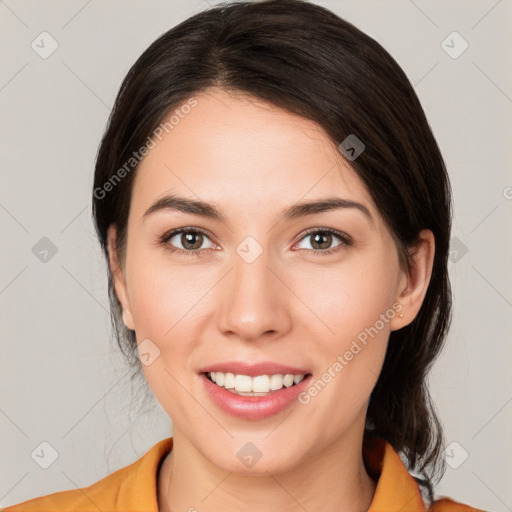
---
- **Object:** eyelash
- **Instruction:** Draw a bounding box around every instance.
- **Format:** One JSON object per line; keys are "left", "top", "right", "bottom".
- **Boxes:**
{"left": 158, "top": 227, "right": 352, "bottom": 258}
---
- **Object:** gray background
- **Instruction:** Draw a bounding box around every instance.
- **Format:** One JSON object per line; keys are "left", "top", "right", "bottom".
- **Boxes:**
{"left": 1, "top": 1, "right": 511, "bottom": 510}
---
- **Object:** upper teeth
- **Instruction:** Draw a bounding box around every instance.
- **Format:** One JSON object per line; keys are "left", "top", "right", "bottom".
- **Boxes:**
{"left": 208, "top": 372, "right": 306, "bottom": 393}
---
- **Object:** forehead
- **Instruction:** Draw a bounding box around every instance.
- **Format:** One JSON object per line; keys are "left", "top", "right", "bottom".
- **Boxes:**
{"left": 131, "top": 88, "right": 377, "bottom": 225}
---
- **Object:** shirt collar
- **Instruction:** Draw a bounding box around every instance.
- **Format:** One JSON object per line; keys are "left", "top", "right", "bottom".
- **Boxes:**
{"left": 364, "top": 434, "right": 426, "bottom": 511}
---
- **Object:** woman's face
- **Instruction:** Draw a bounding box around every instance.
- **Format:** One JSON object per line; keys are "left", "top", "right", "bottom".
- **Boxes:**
{"left": 108, "top": 88, "right": 429, "bottom": 474}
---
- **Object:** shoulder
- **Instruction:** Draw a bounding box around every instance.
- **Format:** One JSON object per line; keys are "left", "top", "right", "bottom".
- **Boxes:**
{"left": 1, "top": 487, "right": 101, "bottom": 512}
{"left": 429, "top": 496, "right": 489, "bottom": 512}
{"left": 0, "top": 462, "right": 132, "bottom": 512}
{"left": 363, "top": 435, "right": 488, "bottom": 512}
{"left": 1, "top": 437, "right": 173, "bottom": 512}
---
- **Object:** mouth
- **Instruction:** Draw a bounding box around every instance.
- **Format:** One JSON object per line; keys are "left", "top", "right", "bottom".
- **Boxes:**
{"left": 199, "top": 370, "right": 314, "bottom": 420}
{"left": 202, "top": 371, "right": 312, "bottom": 396}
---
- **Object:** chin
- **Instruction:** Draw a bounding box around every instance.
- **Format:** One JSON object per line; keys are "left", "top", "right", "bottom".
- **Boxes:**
{"left": 204, "top": 440, "right": 304, "bottom": 476}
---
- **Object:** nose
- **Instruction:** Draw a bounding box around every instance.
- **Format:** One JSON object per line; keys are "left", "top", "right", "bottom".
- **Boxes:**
{"left": 216, "top": 248, "right": 292, "bottom": 342}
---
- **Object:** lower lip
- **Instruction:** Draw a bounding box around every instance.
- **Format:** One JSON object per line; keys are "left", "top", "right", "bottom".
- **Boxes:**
{"left": 200, "top": 372, "right": 312, "bottom": 420}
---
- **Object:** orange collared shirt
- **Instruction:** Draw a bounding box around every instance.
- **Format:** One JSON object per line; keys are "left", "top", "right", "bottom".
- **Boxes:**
{"left": 1, "top": 436, "right": 486, "bottom": 511}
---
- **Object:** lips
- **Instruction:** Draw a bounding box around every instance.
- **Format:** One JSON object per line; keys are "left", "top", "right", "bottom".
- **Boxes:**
{"left": 197, "top": 360, "right": 310, "bottom": 377}
{"left": 200, "top": 371, "right": 313, "bottom": 420}
{"left": 196, "top": 360, "right": 312, "bottom": 419}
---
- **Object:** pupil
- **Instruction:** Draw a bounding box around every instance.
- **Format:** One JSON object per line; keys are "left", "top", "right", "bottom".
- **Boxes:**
{"left": 313, "top": 232, "right": 331, "bottom": 250}
{"left": 183, "top": 232, "right": 201, "bottom": 250}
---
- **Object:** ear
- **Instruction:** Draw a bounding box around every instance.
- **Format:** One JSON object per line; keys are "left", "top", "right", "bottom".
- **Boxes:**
{"left": 107, "top": 224, "right": 135, "bottom": 331}
{"left": 390, "top": 229, "right": 435, "bottom": 331}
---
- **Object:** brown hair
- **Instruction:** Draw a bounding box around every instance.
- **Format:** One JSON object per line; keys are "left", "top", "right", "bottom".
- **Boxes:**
{"left": 92, "top": 0, "right": 452, "bottom": 498}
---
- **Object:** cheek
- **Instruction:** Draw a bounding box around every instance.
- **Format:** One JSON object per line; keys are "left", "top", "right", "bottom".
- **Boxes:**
{"left": 125, "top": 249, "right": 208, "bottom": 358}
{"left": 291, "top": 259, "right": 396, "bottom": 432}
{"left": 292, "top": 251, "right": 398, "bottom": 399}
{"left": 126, "top": 254, "right": 208, "bottom": 422}
{"left": 294, "top": 253, "right": 398, "bottom": 340}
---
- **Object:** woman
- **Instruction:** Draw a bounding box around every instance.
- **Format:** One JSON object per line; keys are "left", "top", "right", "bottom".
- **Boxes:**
{"left": 2, "top": 0, "right": 486, "bottom": 511}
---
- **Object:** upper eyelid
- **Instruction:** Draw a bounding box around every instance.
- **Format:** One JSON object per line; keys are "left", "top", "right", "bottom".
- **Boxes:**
{"left": 300, "top": 226, "right": 350, "bottom": 239}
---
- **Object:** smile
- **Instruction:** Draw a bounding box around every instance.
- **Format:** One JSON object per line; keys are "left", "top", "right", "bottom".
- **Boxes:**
{"left": 201, "top": 371, "right": 313, "bottom": 420}
{"left": 206, "top": 371, "right": 307, "bottom": 396}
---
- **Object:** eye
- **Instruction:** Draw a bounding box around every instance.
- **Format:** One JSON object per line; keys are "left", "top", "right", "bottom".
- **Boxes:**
{"left": 159, "top": 227, "right": 352, "bottom": 258}
{"left": 160, "top": 227, "right": 216, "bottom": 257}
{"left": 294, "top": 228, "right": 352, "bottom": 256}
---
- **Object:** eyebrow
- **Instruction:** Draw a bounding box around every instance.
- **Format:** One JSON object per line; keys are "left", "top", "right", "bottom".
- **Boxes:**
{"left": 143, "top": 194, "right": 375, "bottom": 228}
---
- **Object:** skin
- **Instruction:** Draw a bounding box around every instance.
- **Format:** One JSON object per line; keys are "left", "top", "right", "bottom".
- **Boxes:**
{"left": 107, "top": 88, "right": 435, "bottom": 512}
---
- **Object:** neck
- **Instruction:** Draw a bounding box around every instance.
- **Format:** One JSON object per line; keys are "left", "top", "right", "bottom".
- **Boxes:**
{"left": 158, "top": 428, "right": 377, "bottom": 512}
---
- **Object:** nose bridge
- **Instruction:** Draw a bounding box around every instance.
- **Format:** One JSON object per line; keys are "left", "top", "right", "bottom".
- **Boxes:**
{"left": 216, "top": 239, "right": 290, "bottom": 340}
